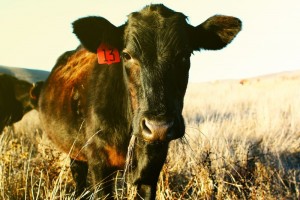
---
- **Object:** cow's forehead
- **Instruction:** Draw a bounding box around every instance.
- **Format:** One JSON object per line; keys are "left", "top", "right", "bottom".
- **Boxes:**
{"left": 126, "top": 5, "right": 187, "bottom": 30}
{"left": 124, "top": 7, "right": 189, "bottom": 58}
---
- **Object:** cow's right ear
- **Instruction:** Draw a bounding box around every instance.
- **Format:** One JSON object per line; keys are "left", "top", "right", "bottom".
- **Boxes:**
{"left": 72, "top": 16, "right": 123, "bottom": 53}
{"left": 189, "top": 15, "right": 242, "bottom": 51}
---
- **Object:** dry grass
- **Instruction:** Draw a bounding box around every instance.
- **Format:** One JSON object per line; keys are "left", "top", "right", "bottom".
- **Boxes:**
{"left": 1, "top": 74, "right": 300, "bottom": 199}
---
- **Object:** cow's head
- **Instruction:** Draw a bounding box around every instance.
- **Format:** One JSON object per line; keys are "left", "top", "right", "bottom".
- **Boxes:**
{"left": 29, "top": 81, "right": 44, "bottom": 108}
{"left": 72, "top": 3, "right": 241, "bottom": 185}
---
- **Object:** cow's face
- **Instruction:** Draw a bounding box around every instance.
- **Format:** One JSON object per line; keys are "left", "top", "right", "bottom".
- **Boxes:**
{"left": 122, "top": 9, "right": 191, "bottom": 143}
{"left": 73, "top": 6, "right": 242, "bottom": 144}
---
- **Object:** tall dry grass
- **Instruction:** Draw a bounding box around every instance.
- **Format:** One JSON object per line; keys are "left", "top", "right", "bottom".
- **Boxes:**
{"left": 165, "top": 76, "right": 300, "bottom": 199}
{"left": 0, "top": 74, "right": 299, "bottom": 199}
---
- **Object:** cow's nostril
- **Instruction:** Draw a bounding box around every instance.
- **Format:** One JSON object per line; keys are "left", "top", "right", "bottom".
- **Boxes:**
{"left": 141, "top": 118, "right": 174, "bottom": 142}
{"left": 142, "top": 119, "right": 152, "bottom": 135}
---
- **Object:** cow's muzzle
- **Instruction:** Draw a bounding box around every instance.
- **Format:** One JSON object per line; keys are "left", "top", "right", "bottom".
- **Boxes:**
{"left": 141, "top": 117, "right": 177, "bottom": 143}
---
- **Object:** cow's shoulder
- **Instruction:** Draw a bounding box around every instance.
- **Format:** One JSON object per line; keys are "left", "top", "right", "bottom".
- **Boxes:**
{"left": 41, "top": 46, "right": 97, "bottom": 119}
{"left": 49, "top": 46, "right": 96, "bottom": 88}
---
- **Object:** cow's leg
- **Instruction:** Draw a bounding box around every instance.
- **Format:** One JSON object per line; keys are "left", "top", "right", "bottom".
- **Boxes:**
{"left": 88, "top": 160, "right": 116, "bottom": 199}
{"left": 136, "top": 184, "right": 157, "bottom": 200}
{"left": 70, "top": 159, "right": 88, "bottom": 197}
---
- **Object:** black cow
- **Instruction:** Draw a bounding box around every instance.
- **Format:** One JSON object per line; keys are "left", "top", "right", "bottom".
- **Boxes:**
{"left": 0, "top": 73, "right": 34, "bottom": 133}
{"left": 38, "top": 4, "right": 241, "bottom": 199}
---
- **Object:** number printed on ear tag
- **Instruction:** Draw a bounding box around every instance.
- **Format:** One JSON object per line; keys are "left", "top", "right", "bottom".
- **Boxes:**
{"left": 97, "top": 43, "right": 121, "bottom": 65}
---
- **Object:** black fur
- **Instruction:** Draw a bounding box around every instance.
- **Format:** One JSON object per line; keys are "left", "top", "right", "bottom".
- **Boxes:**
{"left": 0, "top": 73, "right": 33, "bottom": 133}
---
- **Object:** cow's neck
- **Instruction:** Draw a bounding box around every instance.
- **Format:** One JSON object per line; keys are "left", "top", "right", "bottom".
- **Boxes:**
{"left": 90, "top": 62, "right": 133, "bottom": 142}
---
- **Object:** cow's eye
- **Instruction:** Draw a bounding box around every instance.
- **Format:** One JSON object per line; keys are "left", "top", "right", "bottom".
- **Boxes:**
{"left": 122, "top": 52, "right": 132, "bottom": 61}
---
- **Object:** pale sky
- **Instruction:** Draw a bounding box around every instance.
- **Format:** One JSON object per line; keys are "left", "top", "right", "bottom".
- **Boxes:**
{"left": 1, "top": 0, "right": 300, "bottom": 82}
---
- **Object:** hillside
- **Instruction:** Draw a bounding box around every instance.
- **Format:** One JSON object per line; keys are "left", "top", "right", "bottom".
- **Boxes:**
{"left": 0, "top": 65, "right": 49, "bottom": 83}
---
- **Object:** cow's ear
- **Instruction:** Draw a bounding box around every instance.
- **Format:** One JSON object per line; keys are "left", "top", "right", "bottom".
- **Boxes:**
{"left": 72, "top": 16, "right": 123, "bottom": 53}
{"left": 189, "top": 15, "right": 242, "bottom": 51}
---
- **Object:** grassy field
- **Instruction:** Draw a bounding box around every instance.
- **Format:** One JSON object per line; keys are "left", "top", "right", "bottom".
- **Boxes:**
{"left": 0, "top": 72, "right": 299, "bottom": 199}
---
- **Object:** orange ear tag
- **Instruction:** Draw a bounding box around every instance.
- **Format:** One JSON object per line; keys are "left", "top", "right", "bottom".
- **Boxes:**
{"left": 97, "top": 43, "right": 121, "bottom": 65}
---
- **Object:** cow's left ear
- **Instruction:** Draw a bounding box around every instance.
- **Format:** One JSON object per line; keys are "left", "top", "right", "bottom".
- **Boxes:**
{"left": 72, "top": 16, "right": 123, "bottom": 53}
{"left": 189, "top": 15, "right": 242, "bottom": 51}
